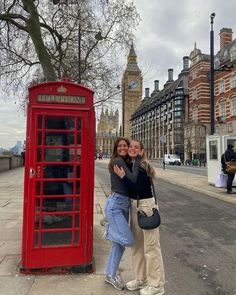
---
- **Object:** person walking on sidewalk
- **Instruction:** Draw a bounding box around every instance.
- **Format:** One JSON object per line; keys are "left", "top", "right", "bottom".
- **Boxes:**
{"left": 104, "top": 137, "right": 141, "bottom": 291}
{"left": 114, "top": 140, "right": 165, "bottom": 295}
{"left": 221, "top": 143, "right": 236, "bottom": 194}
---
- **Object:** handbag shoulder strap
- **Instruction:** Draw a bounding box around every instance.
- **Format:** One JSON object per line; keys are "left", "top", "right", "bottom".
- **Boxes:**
{"left": 151, "top": 179, "right": 158, "bottom": 205}
{"left": 137, "top": 178, "right": 158, "bottom": 207}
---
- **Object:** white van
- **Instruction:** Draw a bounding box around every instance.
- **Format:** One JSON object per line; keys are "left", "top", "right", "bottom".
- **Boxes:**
{"left": 164, "top": 154, "right": 181, "bottom": 165}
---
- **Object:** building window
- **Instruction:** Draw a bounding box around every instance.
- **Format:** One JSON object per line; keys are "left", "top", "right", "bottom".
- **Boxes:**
{"left": 219, "top": 100, "right": 226, "bottom": 120}
{"left": 231, "top": 96, "right": 236, "bottom": 116}
{"left": 219, "top": 80, "right": 225, "bottom": 94}
{"left": 209, "top": 140, "right": 218, "bottom": 160}
{"left": 231, "top": 74, "right": 236, "bottom": 89}
{"left": 175, "top": 99, "right": 182, "bottom": 106}
{"left": 175, "top": 123, "right": 181, "bottom": 128}
{"left": 192, "top": 70, "right": 197, "bottom": 80}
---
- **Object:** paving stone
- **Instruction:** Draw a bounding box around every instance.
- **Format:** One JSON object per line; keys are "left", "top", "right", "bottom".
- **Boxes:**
{"left": 0, "top": 241, "right": 21, "bottom": 255}
{"left": 0, "top": 255, "right": 21, "bottom": 275}
{"left": 0, "top": 276, "right": 35, "bottom": 295}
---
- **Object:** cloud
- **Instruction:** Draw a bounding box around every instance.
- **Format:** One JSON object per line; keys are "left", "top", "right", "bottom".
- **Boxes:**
{"left": 133, "top": 0, "right": 236, "bottom": 91}
{"left": 0, "top": 100, "right": 26, "bottom": 149}
{"left": 1, "top": 0, "right": 236, "bottom": 146}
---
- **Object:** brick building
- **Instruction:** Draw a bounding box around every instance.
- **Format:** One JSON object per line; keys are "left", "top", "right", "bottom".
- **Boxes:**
{"left": 214, "top": 28, "right": 236, "bottom": 134}
{"left": 185, "top": 43, "right": 210, "bottom": 162}
{"left": 186, "top": 28, "right": 236, "bottom": 162}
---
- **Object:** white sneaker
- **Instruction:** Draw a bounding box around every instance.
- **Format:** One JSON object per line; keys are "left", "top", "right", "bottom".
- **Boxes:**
{"left": 105, "top": 274, "right": 124, "bottom": 290}
{"left": 140, "top": 285, "right": 165, "bottom": 295}
{"left": 126, "top": 279, "right": 147, "bottom": 291}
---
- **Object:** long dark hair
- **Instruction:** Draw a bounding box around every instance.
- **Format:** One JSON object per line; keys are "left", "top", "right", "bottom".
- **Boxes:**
{"left": 108, "top": 137, "right": 130, "bottom": 172}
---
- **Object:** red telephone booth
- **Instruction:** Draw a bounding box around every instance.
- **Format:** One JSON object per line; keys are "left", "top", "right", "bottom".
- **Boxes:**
{"left": 21, "top": 80, "right": 95, "bottom": 273}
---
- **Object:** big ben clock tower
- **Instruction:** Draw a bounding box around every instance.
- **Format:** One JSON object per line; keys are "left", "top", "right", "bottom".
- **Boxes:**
{"left": 122, "top": 43, "right": 142, "bottom": 138}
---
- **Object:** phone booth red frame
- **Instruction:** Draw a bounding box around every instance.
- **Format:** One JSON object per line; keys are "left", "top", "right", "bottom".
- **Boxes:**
{"left": 20, "top": 80, "right": 95, "bottom": 273}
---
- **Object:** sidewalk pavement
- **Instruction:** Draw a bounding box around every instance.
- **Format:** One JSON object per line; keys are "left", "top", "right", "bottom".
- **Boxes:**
{"left": 0, "top": 164, "right": 235, "bottom": 295}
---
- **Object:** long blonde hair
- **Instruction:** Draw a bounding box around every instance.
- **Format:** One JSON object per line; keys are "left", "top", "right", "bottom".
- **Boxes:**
{"left": 131, "top": 140, "right": 156, "bottom": 179}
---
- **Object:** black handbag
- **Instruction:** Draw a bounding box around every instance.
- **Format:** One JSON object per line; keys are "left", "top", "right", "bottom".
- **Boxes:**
{"left": 137, "top": 180, "right": 161, "bottom": 230}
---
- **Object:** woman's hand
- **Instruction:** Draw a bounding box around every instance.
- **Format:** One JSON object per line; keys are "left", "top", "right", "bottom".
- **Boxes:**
{"left": 139, "top": 149, "right": 144, "bottom": 157}
{"left": 114, "top": 165, "right": 126, "bottom": 178}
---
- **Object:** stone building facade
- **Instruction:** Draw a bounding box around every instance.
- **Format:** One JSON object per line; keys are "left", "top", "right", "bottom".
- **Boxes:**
{"left": 97, "top": 108, "right": 119, "bottom": 133}
{"left": 130, "top": 27, "right": 236, "bottom": 163}
{"left": 122, "top": 44, "right": 142, "bottom": 138}
{"left": 131, "top": 58, "right": 189, "bottom": 160}
{"left": 96, "top": 109, "right": 120, "bottom": 156}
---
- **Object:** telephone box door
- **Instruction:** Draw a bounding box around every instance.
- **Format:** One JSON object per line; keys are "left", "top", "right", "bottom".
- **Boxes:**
{"left": 22, "top": 109, "right": 92, "bottom": 269}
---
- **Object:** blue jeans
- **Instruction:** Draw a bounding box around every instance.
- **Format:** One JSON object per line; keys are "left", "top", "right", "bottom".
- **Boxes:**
{"left": 104, "top": 192, "right": 134, "bottom": 278}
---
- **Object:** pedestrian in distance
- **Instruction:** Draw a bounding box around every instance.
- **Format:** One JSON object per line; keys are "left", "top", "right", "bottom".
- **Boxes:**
{"left": 114, "top": 139, "right": 165, "bottom": 295}
{"left": 221, "top": 143, "right": 236, "bottom": 194}
{"left": 21, "top": 149, "right": 25, "bottom": 166}
{"left": 104, "top": 137, "right": 141, "bottom": 290}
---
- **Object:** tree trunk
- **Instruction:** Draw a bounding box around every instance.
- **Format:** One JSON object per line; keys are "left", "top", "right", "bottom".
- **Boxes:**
{"left": 22, "top": 0, "right": 56, "bottom": 81}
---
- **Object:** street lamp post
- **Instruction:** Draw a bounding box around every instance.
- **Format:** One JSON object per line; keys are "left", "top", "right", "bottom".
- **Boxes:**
{"left": 78, "top": 23, "right": 81, "bottom": 84}
{"left": 210, "top": 12, "right": 215, "bottom": 135}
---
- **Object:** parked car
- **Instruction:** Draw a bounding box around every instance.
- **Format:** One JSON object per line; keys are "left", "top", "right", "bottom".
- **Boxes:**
{"left": 164, "top": 154, "right": 181, "bottom": 165}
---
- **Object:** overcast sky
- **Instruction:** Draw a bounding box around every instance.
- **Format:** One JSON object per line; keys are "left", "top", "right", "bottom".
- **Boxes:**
{"left": 133, "top": 0, "right": 236, "bottom": 91}
{"left": 1, "top": 0, "right": 236, "bottom": 149}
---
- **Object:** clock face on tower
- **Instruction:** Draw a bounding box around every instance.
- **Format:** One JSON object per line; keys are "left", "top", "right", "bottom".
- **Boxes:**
{"left": 129, "top": 80, "right": 138, "bottom": 89}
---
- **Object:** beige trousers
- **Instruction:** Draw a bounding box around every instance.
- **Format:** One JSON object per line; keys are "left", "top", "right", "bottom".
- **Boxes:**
{"left": 130, "top": 198, "right": 165, "bottom": 287}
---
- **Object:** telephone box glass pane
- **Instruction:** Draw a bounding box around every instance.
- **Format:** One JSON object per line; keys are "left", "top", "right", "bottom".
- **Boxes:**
{"left": 77, "top": 118, "right": 82, "bottom": 130}
{"left": 74, "top": 230, "right": 80, "bottom": 245}
{"left": 42, "top": 214, "right": 73, "bottom": 229}
{"left": 35, "top": 216, "right": 40, "bottom": 229}
{"left": 76, "top": 165, "right": 81, "bottom": 178}
{"left": 44, "top": 165, "right": 74, "bottom": 178}
{"left": 43, "top": 181, "right": 73, "bottom": 195}
{"left": 44, "top": 148, "right": 74, "bottom": 162}
{"left": 76, "top": 148, "right": 81, "bottom": 161}
{"left": 76, "top": 181, "right": 80, "bottom": 194}
{"left": 36, "top": 182, "right": 41, "bottom": 195}
{"left": 34, "top": 232, "right": 39, "bottom": 248}
{"left": 77, "top": 132, "right": 81, "bottom": 145}
{"left": 45, "top": 132, "right": 74, "bottom": 146}
{"left": 75, "top": 197, "right": 80, "bottom": 211}
{"left": 38, "top": 115, "right": 42, "bottom": 129}
{"left": 75, "top": 214, "right": 80, "bottom": 227}
{"left": 42, "top": 231, "right": 72, "bottom": 246}
{"left": 37, "top": 149, "right": 42, "bottom": 162}
{"left": 35, "top": 198, "right": 40, "bottom": 213}
{"left": 42, "top": 197, "right": 73, "bottom": 212}
{"left": 45, "top": 116, "right": 75, "bottom": 130}
{"left": 38, "top": 132, "right": 42, "bottom": 145}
